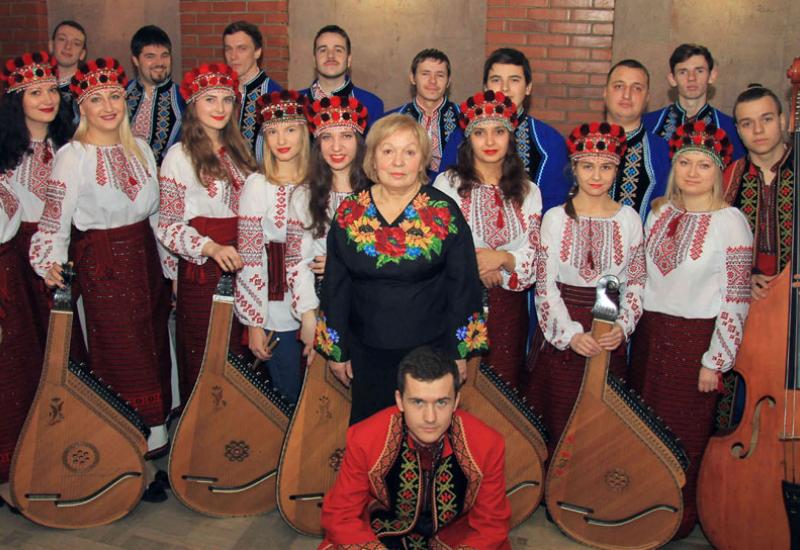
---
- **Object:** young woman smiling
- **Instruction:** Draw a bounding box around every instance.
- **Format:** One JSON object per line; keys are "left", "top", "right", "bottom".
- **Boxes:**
{"left": 525, "top": 122, "right": 645, "bottom": 456}
{"left": 29, "top": 57, "right": 173, "bottom": 453}
{"left": 630, "top": 122, "right": 753, "bottom": 539}
{"left": 235, "top": 90, "right": 310, "bottom": 403}
{"left": 434, "top": 90, "right": 541, "bottom": 388}
{"left": 157, "top": 64, "right": 257, "bottom": 406}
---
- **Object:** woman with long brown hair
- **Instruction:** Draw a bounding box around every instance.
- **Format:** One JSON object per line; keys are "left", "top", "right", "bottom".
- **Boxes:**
{"left": 434, "top": 90, "right": 540, "bottom": 387}
{"left": 157, "top": 63, "right": 257, "bottom": 406}
{"left": 285, "top": 96, "right": 371, "bottom": 361}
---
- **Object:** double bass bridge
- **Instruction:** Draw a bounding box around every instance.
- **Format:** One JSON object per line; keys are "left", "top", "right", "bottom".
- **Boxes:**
{"left": 556, "top": 500, "right": 679, "bottom": 527}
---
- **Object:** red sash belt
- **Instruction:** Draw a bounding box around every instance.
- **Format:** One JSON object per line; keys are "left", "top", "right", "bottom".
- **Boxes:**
{"left": 267, "top": 241, "right": 287, "bottom": 301}
{"left": 185, "top": 216, "right": 237, "bottom": 284}
{"left": 74, "top": 219, "right": 151, "bottom": 280}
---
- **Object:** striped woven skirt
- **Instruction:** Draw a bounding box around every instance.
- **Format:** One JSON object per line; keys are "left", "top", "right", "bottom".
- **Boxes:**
{"left": 485, "top": 286, "right": 528, "bottom": 388}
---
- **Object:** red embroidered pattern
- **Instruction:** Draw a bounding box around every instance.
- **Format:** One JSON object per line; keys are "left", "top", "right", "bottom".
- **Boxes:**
{"left": 158, "top": 176, "right": 186, "bottom": 228}
{"left": 238, "top": 215, "right": 264, "bottom": 267}
{"left": 274, "top": 185, "right": 288, "bottom": 230}
{"left": 559, "top": 218, "right": 574, "bottom": 263}
{"left": 649, "top": 208, "right": 711, "bottom": 276}
{"left": 535, "top": 244, "right": 549, "bottom": 298}
{"left": 236, "top": 273, "right": 265, "bottom": 326}
{"left": 711, "top": 311, "right": 743, "bottom": 368}
{"left": 448, "top": 416, "right": 482, "bottom": 511}
{"left": 368, "top": 413, "right": 405, "bottom": 509}
{"left": 18, "top": 141, "right": 53, "bottom": 201}
{"left": 563, "top": 218, "right": 622, "bottom": 283}
{"left": 725, "top": 245, "right": 753, "bottom": 304}
{"left": 96, "top": 147, "right": 148, "bottom": 202}
{"left": 0, "top": 178, "right": 19, "bottom": 219}
{"left": 38, "top": 179, "right": 67, "bottom": 233}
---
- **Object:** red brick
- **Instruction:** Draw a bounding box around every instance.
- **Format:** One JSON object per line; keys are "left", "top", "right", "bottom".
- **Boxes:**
{"left": 531, "top": 97, "right": 547, "bottom": 110}
{"left": 182, "top": 34, "right": 199, "bottom": 46}
{"left": 265, "top": 34, "right": 288, "bottom": 46}
{"left": 183, "top": 46, "right": 219, "bottom": 57}
{"left": 526, "top": 33, "right": 570, "bottom": 46}
{"left": 183, "top": 24, "right": 215, "bottom": 35}
{"left": 590, "top": 74, "right": 608, "bottom": 86}
{"left": 568, "top": 85, "right": 603, "bottom": 97}
{"left": 180, "top": 12, "right": 197, "bottom": 24}
{"left": 570, "top": 35, "right": 613, "bottom": 48}
{"left": 487, "top": 19, "right": 506, "bottom": 31}
{"left": 507, "top": 20, "right": 549, "bottom": 33}
{"left": 195, "top": 13, "right": 232, "bottom": 23}
{"left": 487, "top": 7, "right": 528, "bottom": 18}
{"left": 570, "top": 8, "right": 614, "bottom": 21}
{"left": 531, "top": 72, "right": 547, "bottom": 84}
{"left": 486, "top": 31, "right": 528, "bottom": 45}
{"left": 265, "top": 12, "right": 289, "bottom": 23}
{"left": 531, "top": 59, "right": 568, "bottom": 72}
{"left": 198, "top": 34, "right": 221, "bottom": 46}
{"left": 230, "top": 12, "right": 266, "bottom": 23}
{"left": 487, "top": 0, "right": 508, "bottom": 5}
{"left": 548, "top": 72, "right": 589, "bottom": 85}
{"left": 591, "top": 49, "right": 612, "bottom": 61}
{"left": 526, "top": 8, "right": 568, "bottom": 20}
{"left": 566, "top": 110, "right": 603, "bottom": 122}
{"left": 531, "top": 109, "right": 567, "bottom": 121}
{"left": 549, "top": 22, "right": 592, "bottom": 34}
{"left": 568, "top": 60, "right": 610, "bottom": 73}
{"left": 534, "top": 85, "right": 567, "bottom": 97}
{"left": 552, "top": 0, "right": 592, "bottom": 6}
{"left": 548, "top": 97, "right": 588, "bottom": 110}
{"left": 508, "top": 0, "right": 549, "bottom": 6}
{"left": 181, "top": 1, "right": 214, "bottom": 10}
{"left": 248, "top": 1, "right": 287, "bottom": 9}
{"left": 517, "top": 46, "right": 548, "bottom": 59}
{"left": 212, "top": 0, "right": 245, "bottom": 6}
{"left": 594, "top": 0, "right": 615, "bottom": 7}
{"left": 548, "top": 47, "right": 591, "bottom": 60}
{"left": 588, "top": 99, "right": 606, "bottom": 111}
{"left": 592, "top": 23, "right": 614, "bottom": 34}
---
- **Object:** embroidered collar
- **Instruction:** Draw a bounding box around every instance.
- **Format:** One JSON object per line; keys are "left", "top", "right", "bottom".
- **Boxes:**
{"left": 413, "top": 96, "right": 446, "bottom": 118}
{"left": 673, "top": 101, "right": 713, "bottom": 122}
{"left": 240, "top": 69, "right": 265, "bottom": 90}
{"left": 745, "top": 143, "right": 792, "bottom": 178}
{"left": 310, "top": 77, "right": 353, "bottom": 100}
{"left": 625, "top": 123, "right": 646, "bottom": 143}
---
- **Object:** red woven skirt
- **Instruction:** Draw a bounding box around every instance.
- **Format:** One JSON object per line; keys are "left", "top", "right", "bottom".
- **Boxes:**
{"left": 175, "top": 216, "right": 245, "bottom": 404}
{"left": 0, "top": 238, "right": 44, "bottom": 482}
{"left": 630, "top": 310, "right": 717, "bottom": 540}
{"left": 14, "top": 221, "right": 87, "bottom": 362}
{"left": 74, "top": 219, "right": 172, "bottom": 426}
{"left": 522, "top": 283, "right": 628, "bottom": 457}
{"left": 486, "top": 286, "right": 528, "bottom": 388}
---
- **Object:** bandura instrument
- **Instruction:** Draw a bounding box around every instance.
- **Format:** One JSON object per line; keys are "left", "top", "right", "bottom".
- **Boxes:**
{"left": 545, "top": 275, "right": 689, "bottom": 549}
{"left": 168, "top": 273, "right": 293, "bottom": 517}
{"left": 458, "top": 361, "right": 549, "bottom": 527}
{"left": 277, "top": 353, "right": 351, "bottom": 536}
{"left": 10, "top": 265, "right": 149, "bottom": 528}
{"left": 697, "top": 56, "right": 800, "bottom": 550}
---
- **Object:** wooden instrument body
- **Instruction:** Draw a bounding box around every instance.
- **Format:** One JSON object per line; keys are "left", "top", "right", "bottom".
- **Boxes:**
{"left": 10, "top": 304, "right": 148, "bottom": 528}
{"left": 458, "top": 357, "right": 548, "bottom": 527}
{"left": 168, "top": 287, "right": 292, "bottom": 517}
{"left": 546, "top": 290, "right": 688, "bottom": 550}
{"left": 277, "top": 353, "right": 351, "bottom": 536}
{"left": 697, "top": 57, "right": 800, "bottom": 550}
{"left": 697, "top": 264, "right": 794, "bottom": 550}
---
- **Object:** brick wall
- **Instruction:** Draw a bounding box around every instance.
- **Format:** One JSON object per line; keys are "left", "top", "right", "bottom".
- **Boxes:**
{"left": 179, "top": 0, "right": 289, "bottom": 87}
{"left": 0, "top": 0, "right": 49, "bottom": 61}
{"left": 486, "top": 0, "right": 614, "bottom": 135}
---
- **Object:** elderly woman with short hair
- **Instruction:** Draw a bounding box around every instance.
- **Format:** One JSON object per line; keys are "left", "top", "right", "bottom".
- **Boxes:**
{"left": 315, "top": 114, "right": 485, "bottom": 425}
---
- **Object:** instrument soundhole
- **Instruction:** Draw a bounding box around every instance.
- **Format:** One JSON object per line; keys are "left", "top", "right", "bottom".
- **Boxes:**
{"left": 62, "top": 442, "right": 99, "bottom": 472}
{"left": 224, "top": 440, "right": 250, "bottom": 462}
{"left": 604, "top": 468, "right": 630, "bottom": 492}
{"left": 329, "top": 448, "right": 345, "bottom": 472}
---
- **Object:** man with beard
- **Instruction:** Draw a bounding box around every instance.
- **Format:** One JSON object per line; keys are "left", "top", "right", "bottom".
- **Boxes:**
{"left": 223, "top": 20, "right": 282, "bottom": 161}
{"left": 385, "top": 48, "right": 459, "bottom": 179}
{"left": 126, "top": 25, "right": 185, "bottom": 166}
{"left": 603, "top": 59, "right": 670, "bottom": 221}
{"left": 49, "top": 20, "right": 86, "bottom": 120}
{"left": 644, "top": 43, "right": 744, "bottom": 160}
{"left": 301, "top": 25, "right": 384, "bottom": 130}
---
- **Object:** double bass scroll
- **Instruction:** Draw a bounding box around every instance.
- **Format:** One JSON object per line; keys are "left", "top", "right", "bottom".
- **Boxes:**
{"left": 10, "top": 265, "right": 149, "bottom": 529}
{"left": 545, "top": 275, "right": 689, "bottom": 549}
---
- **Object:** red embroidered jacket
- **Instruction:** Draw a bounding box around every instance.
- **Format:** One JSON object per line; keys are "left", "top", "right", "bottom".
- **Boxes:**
{"left": 319, "top": 407, "right": 511, "bottom": 550}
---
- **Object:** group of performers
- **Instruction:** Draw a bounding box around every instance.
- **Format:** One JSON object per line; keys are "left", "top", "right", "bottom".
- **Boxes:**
{"left": 0, "top": 17, "right": 794, "bottom": 549}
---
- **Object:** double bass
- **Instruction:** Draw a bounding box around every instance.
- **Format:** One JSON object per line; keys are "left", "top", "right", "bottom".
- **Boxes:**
{"left": 697, "top": 57, "right": 800, "bottom": 550}
{"left": 168, "top": 273, "right": 294, "bottom": 517}
{"left": 545, "top": 275, "right": 690, "bottom": 549}
{"left": 10, "top": 265, "right": 149, "bottom": 528}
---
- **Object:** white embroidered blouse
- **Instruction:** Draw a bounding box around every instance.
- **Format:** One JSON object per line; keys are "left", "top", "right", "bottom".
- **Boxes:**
{"left": 535, "top": 204, "right": 646, "bottom": 350}
{"left": 4, "top": 139, "right": 55, "bottom": 223}
{"left": 235, "top": 173, "right": 299, "bottom": 331}
{"left": 285, "top": 184, "right": 351, "bottom": 319}
{"left": 0, "top": 175, "right": 21, "bottom": 244}
{"left": 29, "top": 139, "right": 163, "bottom": 278}
{"left": 433, "top": 171, "right": 542, "bottom": 291}
{"left": 643, "top": 202, "right": 753, "bottom": 372}
{"left": 157, "top": 143, "right": 247, "bottom": 279}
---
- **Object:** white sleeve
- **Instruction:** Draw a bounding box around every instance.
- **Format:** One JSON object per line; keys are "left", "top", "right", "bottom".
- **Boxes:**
{"left": 617, "top": 213, "right": 645, "bottom": 338}
{"left": 534, "top": 210, "right": 584, "bottom": 349}
{"left": 286, "top": 186, "right": 319, "bottom": 318}
{"left": 501, "top": 183, "right": 541, "bottom": 292}
{"left": 234, "top": 175, "right": 270, "bottom": 328}
{"left": 702, "top": 211, "right": 753, "bottom": 372}
{"left": 156, "top": 149, "right": 210, "bottom": 268}
{"left": 29, "top": 147, "right": 80, "bottom": 278}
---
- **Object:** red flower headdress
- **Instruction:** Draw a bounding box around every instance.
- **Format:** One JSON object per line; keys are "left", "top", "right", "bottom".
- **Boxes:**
{"left": 1, "top": 51, "right": 57, "bottom": 94}
{"left": 566, "top": 122, "right": 627, "bottom": 165}
{"left": 256, "top": 90, "right": 309, "bottom": 129}
{"left": 69, "top": 58, "right": 127, "bottom": 104}
{"left": 305, "top": 95, "right": 368, "bottom": 137}
{"left": 180, "top": 63, "right": 239, "bottom": 104}
{"left": 458, "top": 90, "right": 519, "bottom": 136}
{"left": 668, "top": 121, "right": 733, "bottom": 169}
